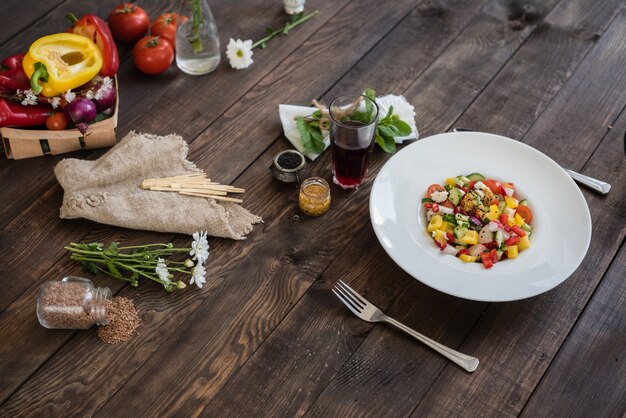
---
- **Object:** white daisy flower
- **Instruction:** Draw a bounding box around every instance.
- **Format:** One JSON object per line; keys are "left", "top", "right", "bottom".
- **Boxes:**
{"left": 85, "top": 90, "right": 95, "bottom": 100}
{"left": 226, "top": 38, "right": 254, "bottom": 70}
{"left": 20, "top": 89, "right": 38, "bottom": 106}
{"left": 190, "top": 231, "right": 209, "bottom": 265}
{"left": 49, "top": 97, "right": 61, "bottom": 109}
{"left": 190, "top": 264, "right": 206, "bottom": 289}
{"left": 64, "top": 89, "right": 76, "bottom": 103}
{"left": 155, "top": 257, "right": 171, "bottom": 284}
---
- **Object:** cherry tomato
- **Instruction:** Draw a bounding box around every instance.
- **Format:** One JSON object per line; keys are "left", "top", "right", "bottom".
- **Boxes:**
{"left": 483, "top": 179, "right": 503, "bottom": 195}
{"left": 516, "top": 205, "right": 533, "bottom": 223}
{"left": 109, "top": 3, "right": 150, "bottom": 43}
{"left": 151, "top": 13, "right": 187, "bottom": 48}
{"left": 133, "top": 36, "right": 174, "bottom": 75}
{"left": 46, "top": 112, "right": 68, "bottom": 130}
{"left": 426, "top": 184, "right": 445, "bottom": 197}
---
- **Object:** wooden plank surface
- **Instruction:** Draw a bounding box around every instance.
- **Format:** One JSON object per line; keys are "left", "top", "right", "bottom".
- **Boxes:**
{"left": 0, "top": 0, "right": 624, "bottom": 416}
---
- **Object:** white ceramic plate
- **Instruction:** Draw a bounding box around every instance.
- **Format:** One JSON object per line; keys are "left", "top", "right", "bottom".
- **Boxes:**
{"left": 370, "top": 132, "right": 592, "bottom": 302}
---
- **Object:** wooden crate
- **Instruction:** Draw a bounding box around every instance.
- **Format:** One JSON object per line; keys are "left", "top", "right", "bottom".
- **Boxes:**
{"left": 1, "top": 79, "right": 119, "bottom": 160}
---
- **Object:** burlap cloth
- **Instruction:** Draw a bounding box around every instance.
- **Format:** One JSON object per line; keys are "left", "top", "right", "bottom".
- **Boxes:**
{"left": 55, "top": 132, "right": 262, "bottom": 240}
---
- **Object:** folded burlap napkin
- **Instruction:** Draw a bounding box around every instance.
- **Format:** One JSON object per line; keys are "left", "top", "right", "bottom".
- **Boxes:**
{"left": 55, "top": 132, "right": 262, "bottom": 240}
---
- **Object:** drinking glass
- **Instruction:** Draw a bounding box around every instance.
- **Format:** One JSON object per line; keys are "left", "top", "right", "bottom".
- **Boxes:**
{"left": 329, "top": 94, "right": 379, "bottom": 189}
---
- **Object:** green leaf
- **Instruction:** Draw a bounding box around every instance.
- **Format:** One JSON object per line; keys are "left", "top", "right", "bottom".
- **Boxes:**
{"left": 80, "top": 261, "right": 99, "bottom": 275}
{"left": 104, "top": 242, "right": 119, "bottom": 257}
{"left": 383, "top": 105, "right": 394, "bottom": 122}
{"left": 364, "top": 87, "right": 376, "bottom": 121}
{"left": 375, "top": 130, "right": 397, "bottom": 153}
{"left": 364, "top": 87, "right": 376, "bottom": 100}
{"left": 105, "top": 259, "right": 122, "bottom": 278}
{"left": 312, "top": 110, "right": 322, "bottom": 119}
{"left": 349, "top": 110, "right": 370, "bottom": 124}
{"left": 377, "top": 125, "right": 397, "bottom": 139}
{"left": 291, "top": 12, "right": 303, "bottom": 22}
{"left": 304, "top": 123, "right": 325, "bottom": 154}
{"left": 266, "top": 26, "right": 274, "bottom": 35}
{"left": 393, "top": 119, "right": 412, "bottom": 136}
{"left": 296, "top": 117, "right": 313, "bottom": 151}
{"left": 93, "top": 112, "right": 111, "bottom": 123}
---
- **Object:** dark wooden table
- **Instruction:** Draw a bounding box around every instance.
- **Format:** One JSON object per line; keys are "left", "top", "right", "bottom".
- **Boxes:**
{"left": 1, "top": 0, "right": 624, "bottom": 416}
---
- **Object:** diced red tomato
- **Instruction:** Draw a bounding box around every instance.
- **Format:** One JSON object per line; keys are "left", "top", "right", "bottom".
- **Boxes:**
{"left": 489, "top": 248, "right": 498, "bottom": 263}
{"left": 481, "top": 253, "right": 494, "bottom": 269}
{"left": 483, "top": 179, "right": 503, "bottom": 195}
{"left": 426, "top": 184, "right": 446, "bottom": 197}
{"left": 512, "top": 225, "right": 526, "bottom": 237}
{"left": 505, "top": 236, "right": 520, "bottom": 246}
{"left": 460, "top": 186, "right": 468, "bottom": 193}
{"left": 516, "top": 205, "right": 533, "bottom": 223}
{"left": 500, "top": 214, "right": 508, "bottom": 225}
{"left": 468, "top": 180, "right": 476, "bottom": 189}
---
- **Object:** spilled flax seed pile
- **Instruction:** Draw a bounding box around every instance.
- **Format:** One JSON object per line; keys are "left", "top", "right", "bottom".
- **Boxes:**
{"left": 98, "top": 297, "right": 140, "bottom": 344}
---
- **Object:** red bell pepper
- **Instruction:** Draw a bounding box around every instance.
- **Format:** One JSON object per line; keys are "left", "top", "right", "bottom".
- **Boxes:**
{"left": 1, "top": 53, "right": 26, "bottom": 70}
{"left": 0, "top": 98, "right": 50, "bottom": 128}
{"left": 67, "top": 13, "right": 119, "bottom": 77}
{"left": 512, "top": 225, "right": 526, "bottom": 237}
{"left": 505, "top": 236, "right": 520, "bottom": 246}
{"left": 0, "top": 67, "right": 30, "bottom": 92}
{"left": 489, "top": 248, "right": 498, "bottom": 263}
{"left": 481, "top": 253, "right": 493, "bottom": 269}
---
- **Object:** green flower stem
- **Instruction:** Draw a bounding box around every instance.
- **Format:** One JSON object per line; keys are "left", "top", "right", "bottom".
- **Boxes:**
{"left": 70, "top": 255, "right": 164, "bottom": 284}
{"left": 251, "top": 10, "right": 318, "bottom": 49}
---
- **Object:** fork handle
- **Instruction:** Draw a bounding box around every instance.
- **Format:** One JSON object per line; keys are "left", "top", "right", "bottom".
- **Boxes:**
{"left": 384, "top": 317, "right": 479, "bottom": 372}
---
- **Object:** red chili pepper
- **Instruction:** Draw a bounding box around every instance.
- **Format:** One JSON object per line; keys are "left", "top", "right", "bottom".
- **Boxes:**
{"left": 481, "top": 253, "right": 493, "bottom": 268}
{"left": 1, "top": 53, "right": 26, "bottom": 70}
{"left": 0, "top": 67, "right": 30, "bottom": 92}
{"left": 512, "top": 225, "right": 526, "bottom": 237}
{"left": 490, "top": 248, "right": 498, "bottom": 263}
{"left": 67, "top": 13, "right": 119, "bottom": 76}
{"left": 505, "top": 236, "right": 520, "bottom": 246}
{"left": 446, "top": 232, "right": 455, "bottom": 242}
{"left": 432, "top": 203, "right": 439, "bottom": 213}
{"left": 0, "top": 98, "right": 51, "bottom": 128}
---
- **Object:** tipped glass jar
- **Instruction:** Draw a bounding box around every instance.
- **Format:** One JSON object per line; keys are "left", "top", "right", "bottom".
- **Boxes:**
{"left": 176, "top": 0, "right": 221, "bottom": 75}
{"left": 36, "top": 277, "right": 111, "bottom": 329}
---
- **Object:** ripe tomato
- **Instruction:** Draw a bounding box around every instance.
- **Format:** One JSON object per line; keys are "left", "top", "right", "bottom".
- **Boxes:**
{"left": 151, "top": 13, "right": 188, "bottom": 48}
{"left": 516, "top": 205, "right": 533, "bottom": 223}
{"left": 426, "top": 184, "right": 445, "bottom": 197}
{"left": 133, "top": 36, "right": 174, "bottom": 75}
{"left": 46, "top": 112, "right": 68, "bottom": 130}
{"left": 109, "top": 3, "right": 150, "bottom": 43}
{"left": 482, "top": 179, "right": 503, "bottom": 195}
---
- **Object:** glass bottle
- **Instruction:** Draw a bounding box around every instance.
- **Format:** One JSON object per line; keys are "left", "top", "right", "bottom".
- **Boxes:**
{"left": 176, "top": 0, "right": 221, "bottom": 75}
{"left": 299, "top": 177, "right": 331, "bottom": 216}
{"left": 36, "top": 277, "right": 111, "bottom": 329}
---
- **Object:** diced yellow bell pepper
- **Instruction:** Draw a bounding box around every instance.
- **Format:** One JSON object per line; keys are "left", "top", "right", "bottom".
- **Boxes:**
{"left": 514, "top": 213, "right": 524, "bottom": 227}
{"left": 505, "top": 196, "right": 519, "bottom": 208}
{"left": 507, "top": 245, "right": 519, "bottom": 259}
{"left": 445, "top": 177, "right": 457, "bottom": 186}
{"left": 22, "top": 33, "right": 103, "bottom": 97}
{"left": 485, "top": 204, "right": 500, "bottom": 221}
{"left": 432, "top": 230, "right": 447, "bottom": 246}
{"left": 427, "top": 214, "right": 443, "bottom": 233}
{"left": 518, "top": 236, "right": 530, "bottom": 251}
{"left": 441, "top": 221, "right": 454, "bottom": 234}
{"left": 458, "top": 230, "right": 478, "bottom": 245}
{"left": 459, "top": 254, "right": 477, "bottom": 263}
{"left": 507, "top": 215, "right": 515, "bottom": 226}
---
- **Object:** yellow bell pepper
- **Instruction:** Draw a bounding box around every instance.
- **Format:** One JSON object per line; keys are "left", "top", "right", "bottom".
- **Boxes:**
{"left": 485, "top": 204, "right": 500, "bottom": 221}
{"left": 505, "top": 196, "right": 519, "bottom": 208}
{"left": 458, "top": 230, "right": 478, "bottom": 245}
{"left": 459, "top": 254, "right": 477, "bottom": 263}
{"left": 514, "top": 213, "right": 525, "bottom": 227}
{"left": 518, "top": 236, "right": 530, "bottom": 251}
{"left": 432, "top": 230, "right": 447, "bottom": 247}
{"left": 22, "top": 33, "right": 103, "bottom": 97}
{"left": 441, "top": 221, "right": 455, "bottom": 234}
{"left": 427, "top": 214, "right": 443, "bottom": 233}
{"left": 507, "top": 245, "right": 519, "bottom": 259}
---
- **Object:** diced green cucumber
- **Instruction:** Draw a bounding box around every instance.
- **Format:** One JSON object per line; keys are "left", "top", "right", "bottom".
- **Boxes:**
{"left": 448, "top": 187, "right": 463, "bottom": 205}
{"left": 497, "top": 199, "right": 506, "bottom": 214}
{"left": 456, "top": 175, "right": 470, "bottom": 185}
{"left": 421, "top": 197, "right": 434, "bottom": 203}
{"left": 467, "top": 173, "right": 485, "bottom": 181}
{"left": 442, "top": 214, "right": 457, "bottom": 225}
{"left": 521, "top": 223, "right": 533, "bottom": 234}
{"left": 453, "top": 226, "right": 467, "bottom": 239}
{"left": 519, "top": 199, "right": 528, "bottom": 206}
{"left": 495, "top": 230, "right": 505, "bottom": 247}
{"left": 455, "top": 213, "right": 469, "bottom": 228}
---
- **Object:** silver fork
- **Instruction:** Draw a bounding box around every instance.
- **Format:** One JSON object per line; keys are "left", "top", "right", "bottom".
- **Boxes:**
{"left": 332, "top": 280, "right": 479, "bottom": 373}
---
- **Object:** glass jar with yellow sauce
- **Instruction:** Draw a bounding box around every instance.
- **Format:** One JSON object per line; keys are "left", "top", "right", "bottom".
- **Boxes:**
{"left": 299, "top": 177, "right": 331, "bottom": 216}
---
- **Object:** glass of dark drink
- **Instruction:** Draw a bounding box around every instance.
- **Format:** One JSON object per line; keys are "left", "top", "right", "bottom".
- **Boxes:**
{"left": 328, "top": 94, "right": 379, "bottom": 189}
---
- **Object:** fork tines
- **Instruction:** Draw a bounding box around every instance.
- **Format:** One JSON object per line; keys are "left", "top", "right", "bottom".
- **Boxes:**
{"left": 332, "top": 280, "right": 366, "bottom": 315}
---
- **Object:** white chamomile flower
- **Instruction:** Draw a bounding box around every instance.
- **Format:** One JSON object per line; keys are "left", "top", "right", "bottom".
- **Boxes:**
{"left": 226, "top": 38, "right": 254, "bottom": 70}
{"left": 85, "top": 90, "right": 95, "bottom": 100}
{"left": 64, "top": 89, "right": 76, "bottom": 103}
{"left": 155, "top": 257, "right": 171, "bottom": 284}
{"left": 190, "top": 231, "right": 209, "bottom": 265}
{"left": 190, "top": 264, "right": 206, "bottom": 289}
{"left": 49, "top": 97, "right": 61, "bottom": 109}
{"left": 21, "top": 89, "right": 37, "bottom": 106}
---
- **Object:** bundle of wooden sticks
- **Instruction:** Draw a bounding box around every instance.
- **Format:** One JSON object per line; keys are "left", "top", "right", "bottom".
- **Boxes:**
{"left": 141, "top": 173, "right": 244, "bottom": 203}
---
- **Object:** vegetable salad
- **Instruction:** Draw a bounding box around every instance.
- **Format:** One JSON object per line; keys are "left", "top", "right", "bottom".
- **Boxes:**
{"left": 422, "top": 173, "right": 533, "bottom": 269}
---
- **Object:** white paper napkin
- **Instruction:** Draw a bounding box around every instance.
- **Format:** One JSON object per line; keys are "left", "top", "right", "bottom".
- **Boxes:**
{"left": 278, "top": 95, "right": 419, "bottom": 160}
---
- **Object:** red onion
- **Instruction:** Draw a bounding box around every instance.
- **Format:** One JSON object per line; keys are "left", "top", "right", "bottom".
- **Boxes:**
{"left": 66, "top": 98, "right": 97, "bottom": 134}
{"left": 93, "top": 85, "right": 116, "bottom": 111}
{"left": 469, "top": 216, "right": 482, "bottom": 226}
